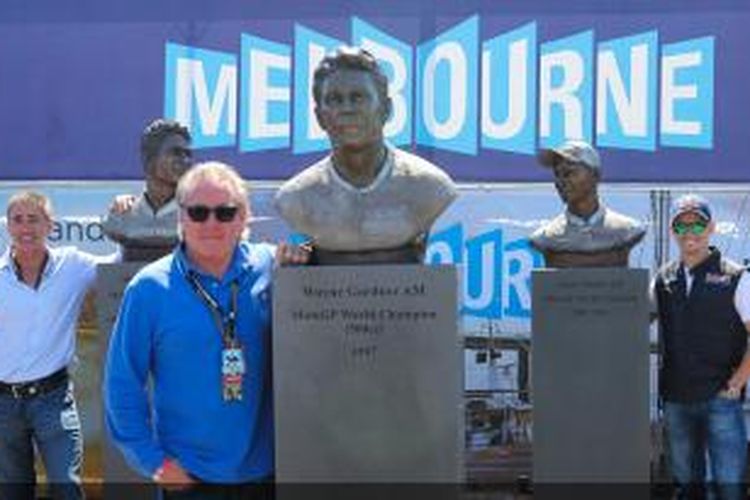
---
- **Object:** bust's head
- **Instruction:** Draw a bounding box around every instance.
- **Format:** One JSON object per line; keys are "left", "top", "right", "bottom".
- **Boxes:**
{"left": 538, "top": 140, "right": 601, "bottom": 208}
{"left": 312, "top": 47, "right": 392, "bottom": 150}
{"left": 141, "top": 119, "right": 193, "bottom": 188}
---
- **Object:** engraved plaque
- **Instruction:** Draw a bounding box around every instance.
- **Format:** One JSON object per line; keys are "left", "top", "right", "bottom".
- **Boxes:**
{"left": 273, "top": 265, "right": 462, "bottom": 482}
{"left": 532, "top": 268, "right": 650, "bottom": 488}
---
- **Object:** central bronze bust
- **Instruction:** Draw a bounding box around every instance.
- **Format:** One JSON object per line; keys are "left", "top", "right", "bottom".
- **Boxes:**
{"left": 274, "top": 47, "right": 456, "bottom": 265}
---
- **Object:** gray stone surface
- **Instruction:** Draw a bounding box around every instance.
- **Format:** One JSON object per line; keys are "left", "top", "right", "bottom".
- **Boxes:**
{"left": 531, "top": 268, "right": 650, "bottom": 485}
{"left": 95, "top": 262, "right": 151, "bottom": 494}
{"left": 273, "top": 265, "right": 462, "bottom": 482}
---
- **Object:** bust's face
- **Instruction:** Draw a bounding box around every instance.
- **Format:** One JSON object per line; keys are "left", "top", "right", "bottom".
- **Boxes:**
{"left": 315, "top": 69, "right": 388, "bottom": 150}
{"left": 552, "top": 160, "right": 597, "bottom": 205}
{"left": 147, "top": 133, "right": 192, "bottom": 187}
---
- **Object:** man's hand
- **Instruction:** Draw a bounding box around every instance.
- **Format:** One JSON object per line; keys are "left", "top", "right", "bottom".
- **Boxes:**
{"left": 152, "top": 458, "right": 196, "bottom": 491}
{"left": 109, "top": 194, "right": 137, "bottom": 214}
{"left": 720, "top": 375, "right": 747, "bottom": 399}
{"left": 275, "top": 242, "right": 311, "bottom": 266}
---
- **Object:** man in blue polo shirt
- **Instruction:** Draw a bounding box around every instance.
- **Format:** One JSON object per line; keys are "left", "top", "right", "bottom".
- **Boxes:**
{"left": 653, "top": 194, "right": 750, "bottom": 500}
{"left": 104, "top": 161, "right": 306, "bottom": 498}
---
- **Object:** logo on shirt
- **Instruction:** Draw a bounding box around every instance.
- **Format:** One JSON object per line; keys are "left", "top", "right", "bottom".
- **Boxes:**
{"left": 705, "top": 273, "right": 731, "bottom": 286}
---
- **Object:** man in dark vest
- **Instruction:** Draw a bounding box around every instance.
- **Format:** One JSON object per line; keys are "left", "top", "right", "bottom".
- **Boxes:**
{"left": 653, "top": 194, "right": 750, "bottom": 499}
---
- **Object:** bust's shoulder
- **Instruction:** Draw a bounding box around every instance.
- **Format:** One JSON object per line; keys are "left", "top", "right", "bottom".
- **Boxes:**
{"left": 389, "top": 148, "right": 457, "bottom": 207}
{"left": 274, "top": 157, "right": 332, "bottom": 215}
{"left": 602, "top": 207, "right": 643, "bottom": 231}
{"left": 391, "top": 148, "right": 454, "bottom": 186}
{"left": 601, "top": 207, "right": 647, "bottom": 243}
{"left": 529, "top": 213, "right": 565, "bottom": 251}
{"left": 277, "top": 157, "right": 331, "bottom": 194}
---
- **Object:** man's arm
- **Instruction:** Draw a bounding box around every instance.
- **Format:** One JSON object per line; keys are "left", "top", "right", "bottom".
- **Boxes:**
{"left": 103, "top": 280, "right": 166, "bottom": 478}
{"left": 275, "top": 241, "right": 311, "bottom": 266}
{"left": 724, "top": 271, "right": 750, "bottom": 396}
{"left": 101, "top": 194, "right": 138, "bottom": 243}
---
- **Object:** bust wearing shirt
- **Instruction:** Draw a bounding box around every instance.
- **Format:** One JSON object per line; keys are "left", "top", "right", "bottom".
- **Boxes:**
{"left": 529, "top": 140, "right": 645, "bottom": 267}
{"left": 274, "top": 47, "right": 456, "bottom": 265}
{"left": 102, "top": 119, "right": 193, "bottom": 261}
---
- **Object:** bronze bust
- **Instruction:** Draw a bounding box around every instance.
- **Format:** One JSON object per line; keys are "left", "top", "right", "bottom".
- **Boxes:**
{"left": 102, "top": 119, "right": 193, "bottom": 261}
{"left": 529, "top": 141, "right": 645, "bottom": 268}
{"left": 274, "top": 47, "right": 456, "bottom": 265}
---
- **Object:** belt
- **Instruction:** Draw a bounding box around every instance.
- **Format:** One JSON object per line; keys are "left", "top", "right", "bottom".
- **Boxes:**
{"left": 0, "top": 368, "right": 69, "bottom": 399}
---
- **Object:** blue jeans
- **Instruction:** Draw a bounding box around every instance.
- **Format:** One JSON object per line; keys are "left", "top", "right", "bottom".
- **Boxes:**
{"left": 664, "top": 396, "right": 747, "bottom": 500}
{"left": 0, "top": 381, "right": 84, "bottom": 500}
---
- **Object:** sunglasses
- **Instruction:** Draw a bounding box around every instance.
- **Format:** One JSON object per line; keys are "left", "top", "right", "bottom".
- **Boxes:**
{"left": 672, "top": 220, "right": 708, "bottom": 236}
{"left": 182, "top": 204, "right": 239, "bottom": 223}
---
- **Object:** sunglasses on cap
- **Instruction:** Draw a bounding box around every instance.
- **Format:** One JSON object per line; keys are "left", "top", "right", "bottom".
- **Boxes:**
{"left": 182, "top": 204, "right": 239, "bottom": 223}
{"left": 672, "top": 220, "right": 708, "bottom": 236}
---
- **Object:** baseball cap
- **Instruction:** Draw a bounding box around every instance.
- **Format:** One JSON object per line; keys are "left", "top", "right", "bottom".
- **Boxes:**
{"left": 537, "top": 140, "right": 601, "bottom": 171}
{"left": 670, "top": 194, "right": 712, "bottom": 224}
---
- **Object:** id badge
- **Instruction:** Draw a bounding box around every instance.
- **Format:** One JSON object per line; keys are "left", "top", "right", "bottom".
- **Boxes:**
{"left": 221, "top": 345, "right": 245, "bottom": 402}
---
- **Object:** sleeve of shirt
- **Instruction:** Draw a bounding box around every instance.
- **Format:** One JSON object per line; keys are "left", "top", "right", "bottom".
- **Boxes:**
{"left": 72, "top": 249, "right": 121, "bottom": 288}
{"left": 734, "top": 270, "right": 750, "bottom": 324}
{"left": 103, "top": 278, "right": 166, "bottom": 478}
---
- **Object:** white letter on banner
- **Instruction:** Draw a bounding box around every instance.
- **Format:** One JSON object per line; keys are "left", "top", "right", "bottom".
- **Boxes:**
{"left": 422, "top": 42, "right": 467, "bottom": 139}
{"left": 597, "top": 44, "right": 649, "bottom": 137}
{"left": 463, "top": 230, "right": 503, "bottom": 317}
{"left": 360, "top": 39, "right": 408, "bottom": 138}
{"left": 661, "top": 52, "right": 702, "bottom": 136}
{"left": 502, "top": 247, "right": 535, "bottom": 317}
{"left": 175, "top": 59, "right": 237, "bottom": 137}
{"left": 482, "top": 38, "right": 528, "bottom": 139}
{"left": 249, "top": 50, "right": 290, "bottom": 139}
{"left": 540, "top": 51, "right": 584, "bottom": 139}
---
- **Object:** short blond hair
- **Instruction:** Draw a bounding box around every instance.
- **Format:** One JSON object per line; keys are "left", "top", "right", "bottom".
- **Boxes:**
{"left": 176, "top": 161, "right": 251, "bottom": 239}
{"left": 7, "top": 191, "right": 54, "bottom": 220}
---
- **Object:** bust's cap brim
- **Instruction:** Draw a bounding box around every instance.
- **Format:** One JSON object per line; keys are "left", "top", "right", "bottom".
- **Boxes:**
{"left": 537, "top": 140, "right": 601, "bottom": 171}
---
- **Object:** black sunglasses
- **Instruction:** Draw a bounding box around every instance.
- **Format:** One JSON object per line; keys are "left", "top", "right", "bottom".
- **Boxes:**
{"left": 182, "top": 204, "right": 239, "bottom": 223}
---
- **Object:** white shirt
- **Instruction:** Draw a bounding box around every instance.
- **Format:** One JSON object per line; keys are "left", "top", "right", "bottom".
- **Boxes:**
{"left": 0, "top": 246, "right": 117, "bottom": 382}
{"left": 735, "top": 270, "right": 750, "bottom": 323}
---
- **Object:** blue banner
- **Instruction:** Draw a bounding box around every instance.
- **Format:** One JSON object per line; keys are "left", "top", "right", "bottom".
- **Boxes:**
{"left": 1, "top": 1, "right": 748, "bottom": 181}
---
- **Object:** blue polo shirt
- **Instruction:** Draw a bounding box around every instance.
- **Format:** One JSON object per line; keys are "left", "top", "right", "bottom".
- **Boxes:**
{"left": 104, "top": 241, "right": 275, "bottom": 482}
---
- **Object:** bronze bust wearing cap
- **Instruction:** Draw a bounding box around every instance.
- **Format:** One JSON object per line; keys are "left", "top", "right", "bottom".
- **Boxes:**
{"left": 274, "top": 47, "right": 457, "bottom": 265}
{"left": 529, "top": 140, "right": 645, "bottom": 268}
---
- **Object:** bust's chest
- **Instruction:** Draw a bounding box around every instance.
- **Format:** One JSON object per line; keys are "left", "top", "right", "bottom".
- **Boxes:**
{"left": 304, "top": 184, "right": 423, "bottom": 251}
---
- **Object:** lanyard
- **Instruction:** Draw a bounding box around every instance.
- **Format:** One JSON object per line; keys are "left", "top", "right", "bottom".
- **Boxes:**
{"left": 186, "top": 271, "right": 239, "bottom": 345}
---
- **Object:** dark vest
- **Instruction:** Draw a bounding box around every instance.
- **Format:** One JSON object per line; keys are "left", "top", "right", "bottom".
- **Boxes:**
{"left": 654, "top": 248, "right": 747, "bottom": 403}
